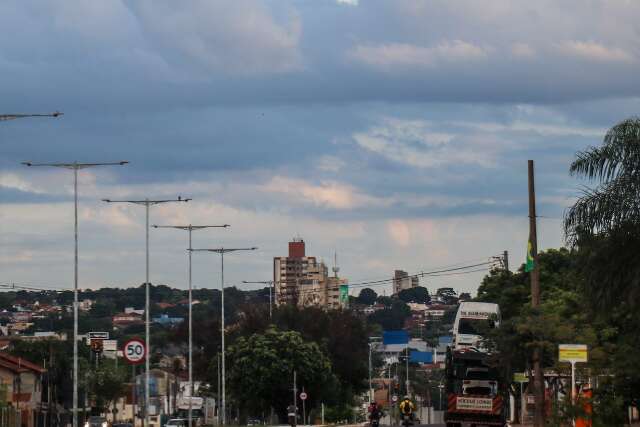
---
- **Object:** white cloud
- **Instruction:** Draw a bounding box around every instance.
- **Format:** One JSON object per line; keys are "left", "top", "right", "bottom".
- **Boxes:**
{"left": 350, "top": 40, "right": 489, "bottom": 69}
{"left": 353, "top": 117, "right": 497, "bottom": 168}
{"left": 0, "top": 173, "right": 45, "bottom": 194}
{"left": 263, "top": 176, "right": 380, "bottom": 209}
{"left": 128, "top": 0, "right": 303, "bottom": 75}
{"left": 316, "top": 155, "right": 347, "bottom": 173}
{"left": 556, "top": 40, "right": 635, "bottom": 63}
{"left": 336, "top": 0, "right": 358, "bottom": 5}
{"left": 387, "top": 220, "right": 410, "bottom": 247}
{"left": 511, "top": 43, "right": 536, "bottom": 59}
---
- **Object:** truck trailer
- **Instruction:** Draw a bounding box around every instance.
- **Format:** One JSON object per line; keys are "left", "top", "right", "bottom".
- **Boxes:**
{"left": 444, "top": 346, "right": 507, "bottom": 427}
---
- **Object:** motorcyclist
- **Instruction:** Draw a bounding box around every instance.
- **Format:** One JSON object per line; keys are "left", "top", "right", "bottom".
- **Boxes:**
{"left": 367, "top": 401, "right": 383, "bottom": 425}
{"left": 399, "top": 395, "right": 415, "bottom": 423}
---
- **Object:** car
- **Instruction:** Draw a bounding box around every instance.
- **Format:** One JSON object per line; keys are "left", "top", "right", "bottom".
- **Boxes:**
{"left": 112, "top": 423, "right": 133, "bottom": 427}
{"left": 85, "top": 417, "right": 108, "bottom": 427}
{"left": 246, "top": 419, "right": 262, "bottom": 426}
{"left": 165, "top": 419, "right": 193, "bottom": 427}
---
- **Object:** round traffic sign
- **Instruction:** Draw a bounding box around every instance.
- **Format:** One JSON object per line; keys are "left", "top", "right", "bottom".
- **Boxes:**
{"left": 300, "top": 392, "right": 308, "bottom": 401}
{"left": 123, "top": 338, "right": 146, "bottom": 364}
{"left": 392, "top": 395, "right": 398, "bottom": 403}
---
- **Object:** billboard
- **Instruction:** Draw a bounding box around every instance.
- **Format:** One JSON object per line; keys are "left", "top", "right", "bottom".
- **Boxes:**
{"left": 383, "top": 330, "right": 409, "bottom": 345}
{"left": 339, "top": 285, "right": 349, "bottom": 307}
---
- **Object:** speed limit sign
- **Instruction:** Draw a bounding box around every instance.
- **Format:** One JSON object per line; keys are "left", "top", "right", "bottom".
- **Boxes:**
{"left": 299, "top": 392, "right": 307, "bottom": 401}
{"left": 123, "top": 338, "right": 146, "bottom": 364}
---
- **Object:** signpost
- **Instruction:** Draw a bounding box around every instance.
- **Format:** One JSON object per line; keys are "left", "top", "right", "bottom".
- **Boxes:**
{"left": 300, "top": 391, "right": 307, "bottom": 425}
{"left": 559, "top": 344, "right": 588, "bottom": 408}
{"left": 514, "top": 372, "right": 528, "bottom": 424}
{"left": 88, "top": 332, "right": 109, "bottom": 340}
{"left": 123, "top": 338, "right": 146, "bottom": 364}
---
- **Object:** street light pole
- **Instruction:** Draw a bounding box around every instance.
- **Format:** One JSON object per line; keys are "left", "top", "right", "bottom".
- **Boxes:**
{"left": 151, "top": 224, "right": 230, "bottom": 427}
{"left": 103, "top": 197, "right": 191, "bottom": 427}
{"left": 1, "top": 111, "right": 63, "bottom": 121}
{"left": 22, "top": 161, "right": 128, "bottom": 427}
{"left": 241, "top": 281, "right": 275, "bottom": 318}
{"left": 190, "top": 247, "right": 258, "bottom": 426}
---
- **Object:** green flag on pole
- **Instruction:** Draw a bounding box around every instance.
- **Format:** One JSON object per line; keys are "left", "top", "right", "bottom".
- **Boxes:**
{"left": 525, "top": 240, "right": 534, "bottom": 272}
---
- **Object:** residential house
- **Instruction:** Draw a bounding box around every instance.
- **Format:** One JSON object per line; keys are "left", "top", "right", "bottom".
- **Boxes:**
{"left": 0, "top": 352, "right": 46, "bottom": 427}
{"left": 113, "top": 312, "right": 144, "bottom": 328}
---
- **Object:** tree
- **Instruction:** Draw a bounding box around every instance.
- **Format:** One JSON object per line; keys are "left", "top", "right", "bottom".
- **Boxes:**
{"left": 226, "top": 327, "right": 336, "bottom": 421}
{"left": 564, "top": 117, "right": 640, "bottom": 309}
{"left": 397, "top": 286, "right": 430, "bottom": 304}
{"left": 435, "top": 287, "right": 458, "bottom": 304}
{"left": 87, "top": 360, "right": 127, "bottom": 414}
{"left": 356, "top": 288, "right": 377, "bottom": 306}
{"left": 565, "top": 117, "right": 640, "bottom": 240}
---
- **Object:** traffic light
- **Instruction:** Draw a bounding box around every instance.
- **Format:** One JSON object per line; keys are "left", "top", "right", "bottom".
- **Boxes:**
{"left": 90, "top": 339, "right": 103, "bottom": 353}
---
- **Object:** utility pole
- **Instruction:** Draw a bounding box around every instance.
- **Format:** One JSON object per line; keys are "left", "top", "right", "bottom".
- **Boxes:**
{"left": 152, "top": 224, "right": 229, "bottom": 427}
{"left": 241, "top": 280, "right": 276, "bottom": 318}
{"left": 23, "top": 160, "right": 128, "bottom": 427}
{"left": 528, "top": 160, "right": 544, "bottom": 427}
{"left": 190, "top": 247, "right": 258, "bottom": 426}
{"left": 503, "top": 250, "right": 509, "bottom": 272}
{"left": 293, "top": 371, "right": 297, "bottom": 427}
{"left": 103, "top": 196, "right": 191, "bottom": 427}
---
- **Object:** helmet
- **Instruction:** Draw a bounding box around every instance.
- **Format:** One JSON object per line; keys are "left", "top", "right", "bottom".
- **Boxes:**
{"left": 403, "top": 395, "right": 410, "bottom": 400}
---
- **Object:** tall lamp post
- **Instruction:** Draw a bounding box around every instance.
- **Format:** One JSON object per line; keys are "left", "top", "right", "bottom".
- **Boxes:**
{"left": 22, "top": 161, "right": 128, "bottom": 427}
{"left": 1, "top": 111, "right": 63, "bottom": 121}
{"left": 241, "top": 280, "right": 275, "bottom": 318}
{"left": 190, "top": 247, "right": 258, "bottom": 426}
{"left": 102, "top": 197, "right": 191, "bottom": 427}
{"left": 151, "top": 224, "right": 230, "bottom": 427}
{"left": 368, "top": 337, "right": 381, "bottom": 403}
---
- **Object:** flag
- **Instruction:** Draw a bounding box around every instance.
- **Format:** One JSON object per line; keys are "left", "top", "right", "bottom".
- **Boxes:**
{"left": 525, "top": 240, "right": 534, "bottom": 272}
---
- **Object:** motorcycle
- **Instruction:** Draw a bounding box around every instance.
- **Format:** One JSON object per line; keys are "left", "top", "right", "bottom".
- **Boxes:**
{"left": 400, "top": 413, "right": 413, "bottom": 427}
{"left": 369, "top": 419, "right": 379, "bottom": 427}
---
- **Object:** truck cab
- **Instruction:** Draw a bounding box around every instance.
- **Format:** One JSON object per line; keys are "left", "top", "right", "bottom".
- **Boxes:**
{"left": 452, "top": 302, "right": 500, "bottom": 352}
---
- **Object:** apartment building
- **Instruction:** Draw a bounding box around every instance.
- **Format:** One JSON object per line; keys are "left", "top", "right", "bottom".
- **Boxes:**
{"left": 274, "top": 238, "right": 348, "bottom": 309}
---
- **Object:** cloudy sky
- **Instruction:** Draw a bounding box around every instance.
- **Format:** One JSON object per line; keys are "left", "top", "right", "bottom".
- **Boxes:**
{"left": 2, "top": 0, "right": 639, "bottom": 296}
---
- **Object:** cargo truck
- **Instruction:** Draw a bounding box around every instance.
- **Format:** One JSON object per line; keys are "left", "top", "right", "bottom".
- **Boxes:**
{"left": 444, "top": 347, "right": 507, "bottom": 427}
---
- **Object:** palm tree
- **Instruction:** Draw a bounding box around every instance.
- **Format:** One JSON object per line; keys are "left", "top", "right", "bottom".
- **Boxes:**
{"left": 564, "top": 117, "right": 640, "bottom": 308}
{"left": 564, "top": 117, "right": 640, "bottom": 241}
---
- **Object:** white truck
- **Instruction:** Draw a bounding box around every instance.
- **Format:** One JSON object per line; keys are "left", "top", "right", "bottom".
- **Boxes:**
{"left": 452, "top": 302, "right": 500, "bottom": 352}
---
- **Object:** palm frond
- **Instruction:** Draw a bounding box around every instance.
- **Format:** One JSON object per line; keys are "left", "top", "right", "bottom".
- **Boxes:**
{"left": 570, "top": 117, "right": 640, "bottom": 182}
{"left": 564, "top": 174, "right": 640, "bottom": 243}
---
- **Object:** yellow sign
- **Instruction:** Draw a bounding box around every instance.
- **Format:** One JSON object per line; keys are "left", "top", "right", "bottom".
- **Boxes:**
{"left": 513, "top": 372, "right": 528, "bottom": 383}
{"left": 559, "top": 344, "right": 588, "bottom": 363}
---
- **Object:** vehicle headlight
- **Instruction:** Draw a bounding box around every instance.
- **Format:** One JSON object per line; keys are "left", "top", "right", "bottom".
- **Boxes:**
{"left": 102, "top": 423, "right": 107, "bottom": 427}
{"left": 84, "top": 423, "right": 89, "bottom": 427}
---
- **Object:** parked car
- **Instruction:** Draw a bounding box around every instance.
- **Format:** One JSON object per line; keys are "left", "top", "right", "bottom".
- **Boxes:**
{"left": 85, "top": 417, "right": 108, "bottom": 427}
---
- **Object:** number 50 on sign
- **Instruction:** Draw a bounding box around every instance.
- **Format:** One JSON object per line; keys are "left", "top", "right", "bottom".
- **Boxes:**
{"left": 123, "top": 338, "right": 146, "bottom": 364}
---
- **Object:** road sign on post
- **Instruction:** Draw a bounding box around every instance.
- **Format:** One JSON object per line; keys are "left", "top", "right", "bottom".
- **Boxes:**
{"left": 559, "top": 344, "right": 588, "bottom": 413}
{"left": 123, "top": 338, "right": 146, "bottom": 364}
{"left": 88, "top": 332, "right": 109, "bottom": 340}
{"left": 299, "top": 392, "right": 307, "bottom": 401}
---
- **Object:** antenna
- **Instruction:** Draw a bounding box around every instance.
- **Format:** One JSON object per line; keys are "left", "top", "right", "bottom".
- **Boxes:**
{"left": 332, "top": 251, "right": 340, "bottom": 278}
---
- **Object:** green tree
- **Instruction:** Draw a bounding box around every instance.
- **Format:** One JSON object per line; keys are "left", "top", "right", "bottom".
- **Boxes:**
{"left": 87, "top": 359, "right": 127, "bottom": 413}
{"left": 397, "top": 286, "right": 430, "bottom": 304}
{"left": 226, "top": 327, "right": 336, "bottom": 421}
{"left": 356, "top": 288, "right": 377, "bottom": 305}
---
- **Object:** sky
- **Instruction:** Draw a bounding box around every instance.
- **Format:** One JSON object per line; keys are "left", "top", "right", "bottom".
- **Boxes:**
{"left": 2, "top": 0, "right": 640, "bottom": 297}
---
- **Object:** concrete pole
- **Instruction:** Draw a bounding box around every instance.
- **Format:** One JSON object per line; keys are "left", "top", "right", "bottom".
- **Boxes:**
{"left": 73, "top": 165, "right": 79, "bottom": 427}
{"left": 221, "top": 252, "right": 226, "bottom": 426}
{"left": 188, "top": 228, "right": 193, "bottom": 427}
{"left": 528, "top": 160, "right": 544, "bottom": 427}
{"left": 145, "top": 200, "right": 150, "bottom": 427}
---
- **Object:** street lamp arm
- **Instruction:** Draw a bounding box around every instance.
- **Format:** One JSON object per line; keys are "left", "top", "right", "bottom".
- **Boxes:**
{"left": 152, "top": 224, "right": 230, "bottom": 230}
{"left": 23, "top": 161, "right": 128, "bottom": 169}
{"left": 1, "top": 112, "right": 63, "bottom": 121}
{"left": 103, "top": 197, "right": 191, "bottom": 205}
{"left": 190, "top": 247, "right": 258, "bottom": 253}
